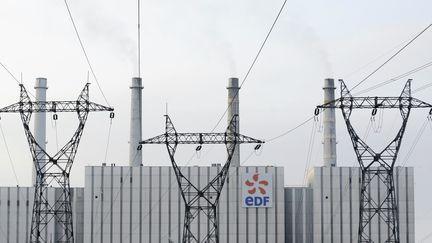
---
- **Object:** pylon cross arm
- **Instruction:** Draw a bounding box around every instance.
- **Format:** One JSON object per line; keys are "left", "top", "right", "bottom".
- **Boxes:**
{"left": 318, "top": 96, "right": 432, "bottom": 109}
{"left": 141, "top": 115, "right": 262, "bottom": 243}
{"left": 141, "top": 132, "right": 264, "bottom": 145}
{"left": 0, "top": 83, "right": 114, "bottom": 243}
{"left": 0, "top": 100, "right": 112, "bottom": 113}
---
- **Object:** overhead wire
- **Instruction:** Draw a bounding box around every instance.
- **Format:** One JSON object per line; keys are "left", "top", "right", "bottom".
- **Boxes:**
{"left": 302, "top": 118, "right": 318, "bottom": 184}
{"left": 419, "top": 229, "right": 432, "bottom": 243}
{"left": 158, "top": 149, "right": 258, "bottom": 242}
{"left": 0, "top": 60, "right": 21, "bottom": 84}
{"left": 342, "top": 40, "right": 409, "bottom": 79}
{"left": 355, "top": 60, "right": 432, "bottom": 95}
{"left": 247, "top": 22, "right": 432, "bottom": 144}
{"left": 0, "top": 119, "right": 30, "bottom": 233}
{"left": 93, "top": 149, "right": 141, "bottom": 236}
{"left": 259, "top": 26, "right": 432, "bottom": 235}
{"left": 399, "top": 118, "right": 428, "bottom": 167}
{"left": 0, "top": 60, "right": 36, "bottom": 98}
{"left": 268, "top": 58, "right": 432, "bottom": 143}
{"left": 99, "top": 3, "right": 429, "bottom": 241}
{"left": 350, "top": 23, "right": 432, "bottom": 91}
{"left": 158, "top": 20, "right": 432, "bottom": 243}
{"left": 103, "top": 118, "right": 113, "bottom": 164}
{"left": 320, "top": 114, "right": 430, "bottom": 239}
{"left": 63, "top": 0, "right": 111, "bottom": 107}
{"left": 131, "top": 1, "right": 288, "bottom": 237}
{"left": 0, "top": 122, "right": 21, "bottom": 186}
{"left": 210, "top": 0, "right": 288, "bottom": 132}
{"left": 50, "top": 116, "right": 60, "bottom": 151}
{"left": 266, "top": 116, "right": 315, "bottom": 142}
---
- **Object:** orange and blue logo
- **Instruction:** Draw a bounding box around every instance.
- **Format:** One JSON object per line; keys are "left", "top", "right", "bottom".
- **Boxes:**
{"left": 242, "top": 173, "right": 272, "bottom": 208}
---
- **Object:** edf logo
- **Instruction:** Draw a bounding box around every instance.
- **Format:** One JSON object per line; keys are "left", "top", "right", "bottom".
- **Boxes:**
{"left": 242, "top": 173, "right": 273, "bottom": 208}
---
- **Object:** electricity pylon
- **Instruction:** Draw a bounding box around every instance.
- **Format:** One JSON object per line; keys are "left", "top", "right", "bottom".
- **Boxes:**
{"left": 0, "top": 83, "right": 113, "bottom": 243}
{"left": 317, "top": 79, "right": 432, "bottom": 243}
{"left": 140, "top": 115, "right": 263, "bottom": 243}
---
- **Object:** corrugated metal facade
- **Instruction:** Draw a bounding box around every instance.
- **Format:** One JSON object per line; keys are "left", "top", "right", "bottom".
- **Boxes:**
{"left": 83, "top": 165, "right": 285, "bottom": 243}
{"left": 308, "top": 166, "right": 415, "bottom": 243}
{"left": 0, "top": 165, "right": 415, "bottom": 243}
{"left": 0, "top": 187, "right": 84, "bottom": 243}
{"left": 284, "top": 187, "right": 314, "bottom": 243}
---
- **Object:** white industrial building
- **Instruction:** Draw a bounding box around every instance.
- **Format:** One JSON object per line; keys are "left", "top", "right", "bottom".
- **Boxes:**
{"left": 0, "top": 77, "right": 415, "bottom": 242}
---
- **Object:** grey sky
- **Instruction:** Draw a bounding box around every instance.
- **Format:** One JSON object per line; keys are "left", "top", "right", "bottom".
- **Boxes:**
{"left": 0, "top": 0, "right": 431, "bottom": 240}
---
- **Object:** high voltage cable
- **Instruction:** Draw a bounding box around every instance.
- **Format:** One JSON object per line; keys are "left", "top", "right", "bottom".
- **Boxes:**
{"left": 355, "top": 60, "right": 432, "bottom": 95}
{"left": 409, "top": 119, "right": 432, "bottom": 243}
{"left": 302, "top": 119, "right": 318, "bottom": 184}
{"left": 267, "top": 59, "right": 432, "bottom": 142}
{"left": 321, "top": 117, "right": 430, "bottom": 238}
{"left": 0, "top": 60, "right": 36, "bottom": 98}
{"left": 350, "top": 23, "right": 432, "bottom": 91}
{"left": 134, "top": 0, "right": 288, "bottom": 234}
{"left": 103, "top": 119, "right": 113, "bottom": 164}
{"left": 266, "top": 22, "right": 432, "bottom": 142}
{"left": 210, "top": 0, "right": 287, "bottom": 132}
{"left": 266, "top": 116, "right": 315, "bottom": 142}
{"left": 64, "top": 0, "right": 111, "bottom": 107}
{"left": 419, "top": 230, "right": 432, "bottom": 243}
{"left": 343, "top": 40, "right": 409, "bottom": 79}
{"left": 0, "top": 60, "right": 20, "bottom": 84}
{"left": 0, "top": 120, "right": 29, "bottom": 222}
{"left": 399, "top": 118, "right": 428, "bottom": 167}
{"left": 157, "top": 150, "right": 254, "bottom": 243}
{"left": 0, "top": 122, "right": 20, "bottom": 186}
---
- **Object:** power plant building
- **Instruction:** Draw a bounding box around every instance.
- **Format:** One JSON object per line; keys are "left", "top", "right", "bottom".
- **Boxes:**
{"left": 0, "top": 78, "right": 416, "bottom": 242}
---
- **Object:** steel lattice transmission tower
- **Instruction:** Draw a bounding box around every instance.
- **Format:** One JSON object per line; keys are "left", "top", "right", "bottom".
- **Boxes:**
{"left": 0, "top": 83, "right": 113, "bottom": 243}
{"left": 317, "top": 79, "right": 432, "bottom": 243}
{"left": 141, "top": 115, "right": 263, "bottom": 243}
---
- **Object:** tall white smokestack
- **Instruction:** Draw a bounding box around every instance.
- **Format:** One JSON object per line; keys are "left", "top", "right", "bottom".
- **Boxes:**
{"left": 323, "top": 78, "right": 337, "bottom": 167}
{"left": 33, "top": 78, "right": 48, "bottom": 185}
{"left": 227, "top": 77, "right": 240, "bottom": 166}
{"left": 129, "top": 77, "right": 143, "bottom": 166}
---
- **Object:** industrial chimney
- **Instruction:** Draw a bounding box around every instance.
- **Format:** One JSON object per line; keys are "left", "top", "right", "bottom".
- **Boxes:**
{"left": 129, "top": 77, "right": 143, "bottom": 166}
{"left": 227, "top": 77, "right": 240, "bottom": 166}
{"left": 323, "top": 78, "right": 337, "bottom": 167}
{"left": 33, "top": 78, "right": 48, "bottom": 185}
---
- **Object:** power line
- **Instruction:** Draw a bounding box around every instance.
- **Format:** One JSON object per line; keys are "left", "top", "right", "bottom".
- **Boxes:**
{"left": 343, "top": 40, "right": 409, "bottom": 79}
{"left": 350, "top": 23, "right": 432, "bottom": 91}
{"left": 267, "top": 59, "right": 432, "bottom": 143}
{"left": 0, "top": 60, "right": 36, "bottom": 98}
{"left": 355, "top": 60, "right": 432, "bottom": 95}
{"left": 0, "top": 121, "right": 21, "bottom": 186}
{"left": 419, "top": 230, "right": 432, "bottom": 243}
{"left": 399, "top": 118, "right": 428, "bottom": 167}
{"left": 302, "top": 118, "right": 318, "bottom": 184}
{"left": 266, "top": 116, "right": 315, "bottom": 142}
{"left": 0, "top": 60, "right": 20, "bottom": 84}
{"left": 132, "top": 1, "right": 288, "bottom": 234}
{"left": 210, "top": 0, "right": 288, "bottom": 132}
{"left": 103, "top": 118, "right": 113, "bottom": 164}
{"left": 158, "top": 149, "right": 258, "bottom": 242}
{"left": 148, "top": 4, "right": 291, "bottom": 235}
{"left": 63, "top": 0, "right": 111, "bottom": 107}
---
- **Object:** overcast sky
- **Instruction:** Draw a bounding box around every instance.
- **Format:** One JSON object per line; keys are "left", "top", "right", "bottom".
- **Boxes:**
{"left": 0, "top": 0, "right": 432, "bottom": 240}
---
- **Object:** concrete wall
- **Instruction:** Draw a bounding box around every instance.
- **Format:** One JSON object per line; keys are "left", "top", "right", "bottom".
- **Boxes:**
{"left": 83, "top": 165, "right": 285, "bottom": 243}
{"left": 307, "top": 166, "right": 415, "bottom": 243}
{"left": 0, "top": 187, "right": 84, "bottom": 243}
